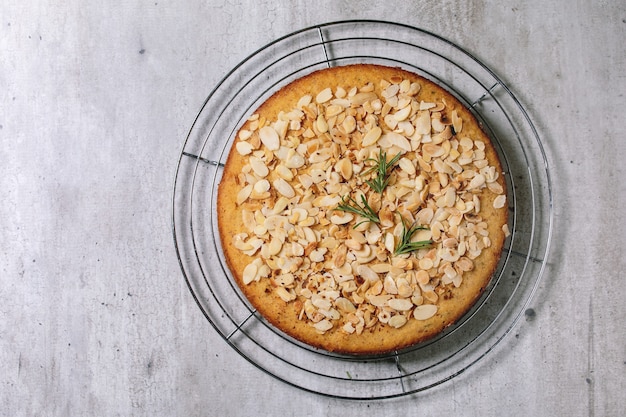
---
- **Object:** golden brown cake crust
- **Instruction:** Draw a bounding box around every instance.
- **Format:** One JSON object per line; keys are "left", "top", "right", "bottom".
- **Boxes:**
{"left": 217, "top": 64, "right": 508, "bottom": 355}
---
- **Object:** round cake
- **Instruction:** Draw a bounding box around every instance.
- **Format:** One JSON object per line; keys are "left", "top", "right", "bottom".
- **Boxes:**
{"left": 217, "top": 64, "right": 508, "bottom": 355}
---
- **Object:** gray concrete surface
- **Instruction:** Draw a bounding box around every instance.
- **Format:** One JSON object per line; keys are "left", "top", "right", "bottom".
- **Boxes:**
{"left": 1, "top": 0, "right": 625, "bottom": 415}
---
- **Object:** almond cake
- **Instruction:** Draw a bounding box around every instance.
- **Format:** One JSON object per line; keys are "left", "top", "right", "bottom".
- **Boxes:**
{"left": 217, "top": 64, "right": 508, "bottom": 355}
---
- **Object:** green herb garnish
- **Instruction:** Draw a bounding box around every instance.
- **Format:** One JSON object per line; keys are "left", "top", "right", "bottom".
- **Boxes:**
{"left": 361, "top": 150, "right": 402, "bottom": 194}
{"left": 336, "top": 194, "right": 380, "bottom": 229}
{"left": 394, "top": 217, "right": 433, "bottom": 255}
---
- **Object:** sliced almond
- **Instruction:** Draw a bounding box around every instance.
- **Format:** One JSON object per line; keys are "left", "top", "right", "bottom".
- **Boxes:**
{"left": 275, "top": 273, "right": 295, "bottom": 287}
{"left": 285, "top": 151, "right": 305, "bottom": 169}
{"left": 235, "top": 184, "right": 253, "bottom": 205}
{"left": 236, "top": 141, "right": 254, "bottom": 155}
{"left": 398, "top": 157, "right": 416, "bottom": 175}
{"left": 253, "top": 179, "right": 270, "bottom": 194}
{"left": 451, "top": 110, "right": 463, "bottom": 133}
{"left": 368, "top": 294, "right": 392, "bottom": 307}
{"left": 493, "top": 194, "right": 507, "bottom": 209}
{"left": 350, "top": 92, "right": 377, "bottom": 106}
{"left": 273, "top": 178, "right": 295, "bottom": 198}
{"left": 383, "top": 132, "right": 411, "bottom": 153}
{"left": 413, "top": 304, "right": 438, "bottom": 320}
{"left": 330, "top": 213, "right": 354, "bottom": 225}
{"left": 249, "top": 156, "right": 269, "bottom": 177}
{"left": 315, "top": 87, "right": 333, "bottom": 104}
{"left": 275, "top": 164, "right": 294, "bottom": 181}
{"left": 335, "top": 297, "right": 356, "bottom": 313}
{"left": 259, "top": 126, "right": 280, "bottom": 151}
{"left": 388, "top": 314, "right": 408, "bottom": 328}
{"left": 388, "top": 298, "right": 413, "bottom": 311}
{"left": 362, "top": 126, "right": 382, "bottom": 147}
{"left": 341, "top": 115, "right": 357, "bottom": 134}
{"left": 242, "top": 262, "right": 258, "bottom": 285}
{"left": 335, "top": 158, "right": 353, "bottom": 180}
{"left": 357, "top": 264, "right": 380, "bottom": 282}
{"left": 383, "top": 274, "right": 398, "bottom": 295}
{"left": 414, "top": 111, "right": 431, "bottom": 134}
{"left": 396, "top": 277, "right": 413, "bottom": 298}
{"left": 316, "top": 114, "right": 329, "bottom": 134}
{"left": 313, "top": 319, "right": 333, "bottom": 333}
{"left": 393, "top": 105, "right": 412, "bottom": 121}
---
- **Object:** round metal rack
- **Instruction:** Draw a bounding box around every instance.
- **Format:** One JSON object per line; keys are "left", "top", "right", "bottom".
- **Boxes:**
{"left": 172, "top": 20, "right": 553, "bottom": 399}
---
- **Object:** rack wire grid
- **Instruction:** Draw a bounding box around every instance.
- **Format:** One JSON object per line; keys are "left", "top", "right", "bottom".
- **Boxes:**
{"left": 172, "top": 20, "right": 553, "bottom": 400}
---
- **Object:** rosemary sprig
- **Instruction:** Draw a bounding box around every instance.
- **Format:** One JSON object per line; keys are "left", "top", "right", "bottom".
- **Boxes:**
{"left": 335, "top": 194, "right": 380, "bottom": 229}
{"left": 394, "top": 217, "right": 433, "bottom": 255}
{"left": 361, "top": 150, "right": 402, "bottom": 194}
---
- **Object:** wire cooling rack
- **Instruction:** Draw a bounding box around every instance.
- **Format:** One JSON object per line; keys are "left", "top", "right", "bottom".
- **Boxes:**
{"left": 172, "top": 20, "right": 553, "bottom": 399}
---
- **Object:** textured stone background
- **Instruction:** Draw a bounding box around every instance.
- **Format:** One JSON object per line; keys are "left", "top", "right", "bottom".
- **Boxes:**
{"left": 1, "top": 1, "right": 624, "bottom": 415}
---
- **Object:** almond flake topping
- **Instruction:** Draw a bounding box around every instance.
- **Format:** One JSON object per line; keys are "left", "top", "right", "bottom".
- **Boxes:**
{"left": 230, "top": 73, "right": 507, "bottom": 335}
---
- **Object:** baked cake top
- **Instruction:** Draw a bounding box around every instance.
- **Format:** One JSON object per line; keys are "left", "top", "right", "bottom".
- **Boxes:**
{"left": 217, "top": 64, "right": 508, "bottom": 354}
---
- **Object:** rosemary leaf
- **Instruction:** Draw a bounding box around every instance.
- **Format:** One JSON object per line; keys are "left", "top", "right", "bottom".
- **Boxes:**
{"left": 361, "top": 150, "right": 402, "bottom": 194}
{"left": 335, "top": 194, "right": 380, "bottom": 229}
{"left": 394, "top": 217, "right": 433, "bottom": 255}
